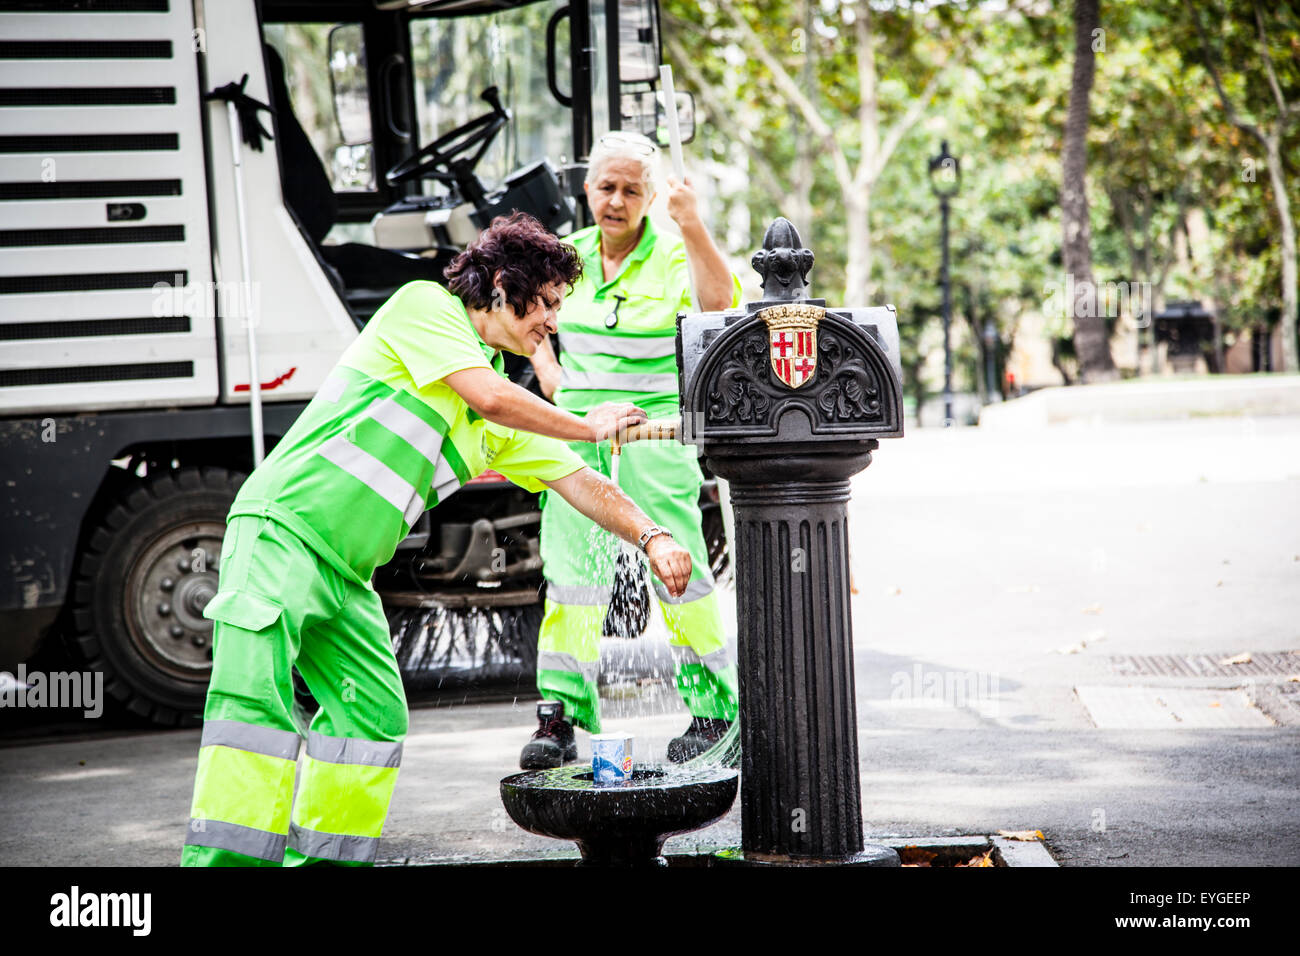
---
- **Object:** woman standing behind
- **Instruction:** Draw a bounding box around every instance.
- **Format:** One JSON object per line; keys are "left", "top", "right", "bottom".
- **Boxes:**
{"left": 523, "top": 131, "right": 740, "bottom": 768}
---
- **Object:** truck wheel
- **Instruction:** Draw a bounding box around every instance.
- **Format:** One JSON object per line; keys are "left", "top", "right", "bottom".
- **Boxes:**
{"left": 71, "top": 467, "right": 245, "bottom": 726}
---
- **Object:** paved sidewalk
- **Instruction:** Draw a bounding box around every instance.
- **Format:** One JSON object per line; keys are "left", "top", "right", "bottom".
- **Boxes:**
{"left": 2, "top": 415, "right": 1297, "bottom": 866}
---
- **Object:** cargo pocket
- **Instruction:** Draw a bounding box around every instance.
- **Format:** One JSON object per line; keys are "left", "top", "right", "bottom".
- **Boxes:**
{"left": 203, "top": 590, "right": 284, "bottom": 632}
{"left": 202, "top": 589, "right": 290, "bottom": 707}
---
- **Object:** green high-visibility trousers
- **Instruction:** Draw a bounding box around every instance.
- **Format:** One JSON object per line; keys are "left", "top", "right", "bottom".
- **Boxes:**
{"left": 181, "top": 516, "right": 407, "bottom": 867}
{"left": 537, "top": 427, "right": 738, "bottom": 732}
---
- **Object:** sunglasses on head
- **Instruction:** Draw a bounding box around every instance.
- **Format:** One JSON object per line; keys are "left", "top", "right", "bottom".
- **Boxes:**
{"left": 598, "top": 132, "right": 656, "bottom": 156}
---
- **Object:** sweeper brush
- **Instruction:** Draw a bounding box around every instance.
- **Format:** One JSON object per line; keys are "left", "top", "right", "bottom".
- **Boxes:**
{"left": 383, "top": 589, "right": 543, "bottom": 693}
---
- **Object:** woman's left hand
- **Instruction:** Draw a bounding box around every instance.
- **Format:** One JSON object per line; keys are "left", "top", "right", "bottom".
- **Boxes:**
{"left": 665, "top": 176, "right": 702, "bottom": 232}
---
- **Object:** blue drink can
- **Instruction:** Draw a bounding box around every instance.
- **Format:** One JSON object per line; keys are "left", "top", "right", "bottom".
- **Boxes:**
{"left": 591, "top": 733, "right": 633, "bottom": 785}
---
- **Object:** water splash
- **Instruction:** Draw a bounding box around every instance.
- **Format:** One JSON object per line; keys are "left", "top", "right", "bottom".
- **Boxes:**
{"left": 681, "top": 719, "right": 741, "bottom": 770}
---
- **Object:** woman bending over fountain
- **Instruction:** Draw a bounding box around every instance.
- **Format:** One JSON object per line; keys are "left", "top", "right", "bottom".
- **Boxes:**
{"left": 182, "top": 213, "right": 691, "bottom": 866}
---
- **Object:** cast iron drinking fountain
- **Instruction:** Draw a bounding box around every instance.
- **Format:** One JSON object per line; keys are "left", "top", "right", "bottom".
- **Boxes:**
{"left": 500, "top": 218, "right": 905, "bottom": 866}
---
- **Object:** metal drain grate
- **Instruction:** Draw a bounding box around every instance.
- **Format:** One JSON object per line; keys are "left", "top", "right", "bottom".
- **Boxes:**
{"left": 1109, "top": 652, "right": 1300, "bottom": 678}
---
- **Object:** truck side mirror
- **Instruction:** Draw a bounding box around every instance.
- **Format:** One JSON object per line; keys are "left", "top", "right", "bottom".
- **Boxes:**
{"left": 327, "top": 22, "right": 372, "bottom": 147}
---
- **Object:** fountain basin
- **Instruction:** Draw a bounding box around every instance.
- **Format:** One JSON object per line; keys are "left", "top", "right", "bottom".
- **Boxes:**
{"left": 499, "top": 764, "right": 739, "bottom": 866}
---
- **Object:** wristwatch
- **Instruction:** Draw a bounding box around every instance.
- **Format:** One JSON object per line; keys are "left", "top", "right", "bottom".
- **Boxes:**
{"left": 637, "top": 526, "right": 673, "bottom": 555}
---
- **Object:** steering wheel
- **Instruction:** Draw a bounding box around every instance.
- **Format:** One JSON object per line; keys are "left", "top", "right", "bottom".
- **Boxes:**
{"left": 386, "top": 86, "right": 510, "bottom": 189}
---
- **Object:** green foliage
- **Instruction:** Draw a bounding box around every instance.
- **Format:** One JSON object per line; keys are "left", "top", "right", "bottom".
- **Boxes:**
{"left": 663, "top": 0, "right": 1300, "bottom": 393}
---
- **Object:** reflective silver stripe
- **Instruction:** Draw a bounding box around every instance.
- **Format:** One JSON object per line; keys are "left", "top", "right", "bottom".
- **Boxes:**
{"left": 200, "top": 719, "right": 301, "bottom": 760}
{"left": 431, "top": 454, "right": 460, "bottom": 502}
{"left": 536, "top": 650, "right": 600, "bottom": 683}
{"left": 185, "top": 819, "right": 287, "bottom": 862}
{"left": 306, "top": 732, "right": 403, "bottom": 769}
{"left": 652, "top": 576, "right": 716, "bottom": 605}
{"left": 560, "top": 332, "right": 676, "bottom": 359}
{"left": 369, "top": 395, "right": 446, "bottom": 464}
{"left": 317, "top": 373, "right": 346, "bottom": 403}
{"left": 318, "top": 433, "right": 426, "bottom": 527}
{"left": 546, "top": 583, "right": 613, "bottom": 605}
{"left": 669, "top": 644, "right": 733, "bottom": 674}
{"left": 560, "top": 369, "right": 679, "bottom": 392}
{"left": 288, "top": 822, "right": 380, "bottom": 864}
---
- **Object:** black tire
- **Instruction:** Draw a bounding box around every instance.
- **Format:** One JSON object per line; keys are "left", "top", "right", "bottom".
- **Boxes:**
{"left": 71, "top": 466, "right": 245, "bottom": 727}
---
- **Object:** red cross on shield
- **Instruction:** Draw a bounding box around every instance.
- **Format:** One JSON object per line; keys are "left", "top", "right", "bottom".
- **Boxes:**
{"left": 770, "top": 327, "right": 817, "bottom": 388}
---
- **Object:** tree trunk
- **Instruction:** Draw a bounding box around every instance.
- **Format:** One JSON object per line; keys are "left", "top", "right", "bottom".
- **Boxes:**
{"left": 844, "top": 190, "right": 871, "bottom": 305}
{"left": 1264, "top": 136, "right": 1299, "bottom": 372}
{"left": 787, "top": 0, "right": 816, "bottom": 244}
{"left": 1061, "top": 0, "right": 1117, "bottom": 382}
{"left": 788, "top": 103, "right": 815, "bottom": 243}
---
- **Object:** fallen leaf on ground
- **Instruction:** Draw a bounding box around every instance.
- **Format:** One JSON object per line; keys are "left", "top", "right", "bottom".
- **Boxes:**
{"left": 998, "top": 829, "right": 1044, "bottom": 842}
{"left": 1054, "top": 642, "right": 1087, "bottom": 655}
{"left": 1082, "top": 604, "right": 1103, "bottom": 615}
{"left": 1209, "top": 701, "right": 1221, "bottom": 708}
{"left": 1219, "top": 652, "right": 1253, "bottom": 666}
{"left": 1286, "top": 675, "right": 1300, "bottom": 683}
{"left": 955, "top": 848, "right": 996, "bottom": 867}
{"left": 898, "top": 845, "right": 937, "bottom": 866}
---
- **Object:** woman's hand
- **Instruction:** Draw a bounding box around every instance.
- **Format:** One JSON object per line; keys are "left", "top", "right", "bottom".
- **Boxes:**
{"left": 665, "top": 176, "right": 703, "bottom": 232}
{"left": 541, "top": 467, "right": 692, "bottom": 598}
{"left": 645, "top": 534, "right": 691, "bottom": 599}
{"left": 664, "top": 176, "right": 735, "bottom": 312}
{"left": 584, "top": 402, "right": 648, "bottom": 442}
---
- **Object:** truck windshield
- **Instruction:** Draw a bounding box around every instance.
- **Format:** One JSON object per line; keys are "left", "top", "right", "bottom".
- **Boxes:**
{"left": 409, "top": 1, "right": 575, "bottom": 195}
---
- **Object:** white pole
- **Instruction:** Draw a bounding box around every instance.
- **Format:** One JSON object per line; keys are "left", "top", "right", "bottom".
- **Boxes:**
{"left": 658, "top": 64, "right": 699, "bottom": 314}
{"left": 225, "top": 100, "right": 265, "bottom": 465}
{"left": 659, "top": 64, "right": 735, "bottom": 592}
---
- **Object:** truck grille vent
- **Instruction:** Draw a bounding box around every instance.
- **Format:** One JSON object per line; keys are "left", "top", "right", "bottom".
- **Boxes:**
{"left": 1, "top": 1, "right": 169, "bottom": 11}
{"left": 0, "top": 361, "right": 193, "bottom": 387}
{"left": 0, "top": 270, "right": 186, "bottom": 294}
{"left": 0, "top": 133, "right": 179, "bottom": 153}
{"left": 0, "top": 40, "right": 172, "bottom": 59}
{"left": 0, "top": 225, "right": 184, "bottom": 247}
{"left": 0, "top": 87, "right": 176, "bottom": 107}
{"left": 0, "top": 0, "right": 216, "bottom": 411}
{"left": 0, "top": 317, "right": 191, "bottom": 340}
{"left": 0, "top": 180, "right": 182, "bottom": 201}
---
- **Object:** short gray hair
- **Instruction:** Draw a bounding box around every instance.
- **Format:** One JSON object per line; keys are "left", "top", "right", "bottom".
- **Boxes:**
{"left": 586, "top": 131, "right": 660, "bottom": 194}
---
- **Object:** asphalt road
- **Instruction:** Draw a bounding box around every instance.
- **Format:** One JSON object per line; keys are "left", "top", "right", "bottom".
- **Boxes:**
{"left": 2, "top": 415, "right": 1297, "bottom": 866}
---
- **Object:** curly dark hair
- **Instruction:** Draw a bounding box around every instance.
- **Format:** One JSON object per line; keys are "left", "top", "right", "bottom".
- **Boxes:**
{"left": 444, "top": 212, "right": 583, "bottom": 317}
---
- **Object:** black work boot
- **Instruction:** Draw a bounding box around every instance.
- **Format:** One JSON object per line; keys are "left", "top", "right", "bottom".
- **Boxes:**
{"left": 666, "top": 717, "right": 733, "bottom": 763}
{"left": 520, "top": 700, "right": 579, "bottom": 770}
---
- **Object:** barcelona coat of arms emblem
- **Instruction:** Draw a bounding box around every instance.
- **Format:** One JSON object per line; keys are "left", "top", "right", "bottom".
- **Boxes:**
{"left": 759, "top": 304, "right": 824, "bottom": 389}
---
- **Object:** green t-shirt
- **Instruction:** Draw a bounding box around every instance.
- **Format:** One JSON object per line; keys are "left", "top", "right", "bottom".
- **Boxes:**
{"left": 230, "top": 281, "right": 585, "bottom": 585}
{"left": 554, "top": 216, "right": 741, "bottom": 414}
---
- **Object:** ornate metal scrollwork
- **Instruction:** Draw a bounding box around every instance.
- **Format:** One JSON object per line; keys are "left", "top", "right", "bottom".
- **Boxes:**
{"left": 814, "top": 332, "right": 882, "bottom": 423}
{"left": 701, "top": 316, "right": 890, "bottom": 430}
{"left": 706, "top": 331, "right": 771, "bottom": 424}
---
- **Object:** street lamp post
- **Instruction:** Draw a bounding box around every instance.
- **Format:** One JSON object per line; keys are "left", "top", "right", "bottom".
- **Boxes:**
{"left": 928, "top": 141, "right": 960, "bottom": 427}
{"left": 983, "top": 318, "right": 998, "bottom": 403}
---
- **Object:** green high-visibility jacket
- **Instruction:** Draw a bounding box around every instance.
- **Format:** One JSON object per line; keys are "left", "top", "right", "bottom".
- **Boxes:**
{"left": 553, "top": 216, "right": 742, "bottom": 413}
{"left": 220, "top": 281, "right": 585, "bottom": 591}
